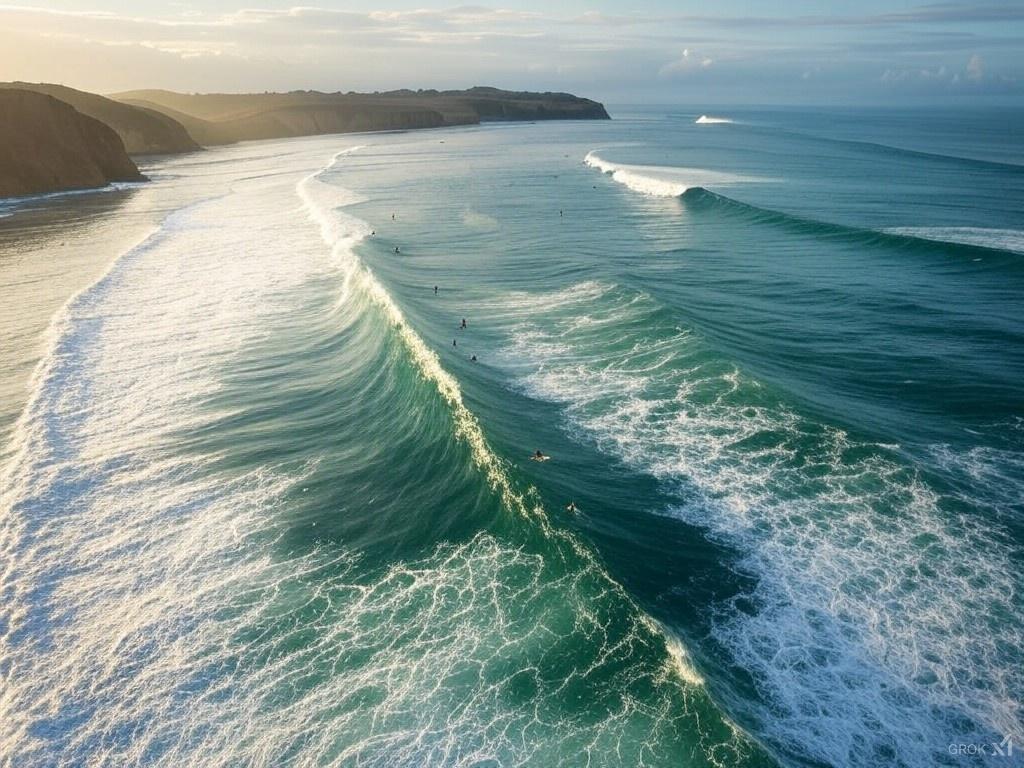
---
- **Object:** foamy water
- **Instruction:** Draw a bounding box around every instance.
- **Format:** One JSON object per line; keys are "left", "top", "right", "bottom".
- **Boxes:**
{"left": 491, "top": 281, "right": 1023, "bottom": 768}
{"left": 2, "top": 109, "right": 1021, "bottom": 768}
{"left": 584, "top": 151, "right": 761, "bottom": 197}
{"left": 0, "top": 137, "right": 761, "bottom": 768}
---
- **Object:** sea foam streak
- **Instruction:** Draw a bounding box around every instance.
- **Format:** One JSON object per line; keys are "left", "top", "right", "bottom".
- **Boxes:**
{"left": 491, "top": 280, "right": 1024, "bottom": 768}
{"left": 695, "top": 115, "right": 732, "bottom": 124}
{"left": 884, "top": 226, "right": 1024, "bottom": 255}
{"left": 0, "top": 180, "right": 146, "bottom": 214}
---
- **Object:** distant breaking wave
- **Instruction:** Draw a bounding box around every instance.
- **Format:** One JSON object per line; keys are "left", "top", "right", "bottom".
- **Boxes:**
{"left": 584, "top": 151, "right": 760, "bottom": 198}
{"left": 584, "top": 152, "right": 686, "bottom": 196}
{"left": 696, "top": 115, "right": 732, "bottom": 124}
{"left": 587, "top": 152, "right": 1024, "bottom": 259}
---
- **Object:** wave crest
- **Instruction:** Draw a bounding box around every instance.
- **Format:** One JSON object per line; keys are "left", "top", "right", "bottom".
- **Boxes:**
{"left": 585, "top": 151, "right": 763, "bottom": 198}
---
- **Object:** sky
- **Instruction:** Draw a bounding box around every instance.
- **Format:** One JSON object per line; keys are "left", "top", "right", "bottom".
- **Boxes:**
{"left": 1, "top": 1, "right": 1022, "bottom": 105}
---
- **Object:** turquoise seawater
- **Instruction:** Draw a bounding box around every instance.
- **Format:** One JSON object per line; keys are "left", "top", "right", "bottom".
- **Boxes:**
{"left": 1, "top": 107, "right": 1022, "bottom": 767}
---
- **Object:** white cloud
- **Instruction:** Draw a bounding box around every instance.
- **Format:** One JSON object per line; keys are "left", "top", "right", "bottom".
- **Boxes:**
{"left": 0, "top": 3, "right": 1018, "bottom": 102}
{"left": 659, "top": 48, "right": 714, "bottom": 77}
{"left": 881, "top": 53, "right": 998, "bottom": 89}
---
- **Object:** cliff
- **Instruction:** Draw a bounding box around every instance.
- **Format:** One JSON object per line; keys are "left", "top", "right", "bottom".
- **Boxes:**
{"left": 0, "top": 82, "right": 200, "bottom": 155}
{"left": 111, "top": 86, "right": 610, "bottom": 145}
{"left": 116, "top": 99, "right": 235, "bottom": 146}
{"left": 0, "top": 89, "right": 144, "bottom": 198}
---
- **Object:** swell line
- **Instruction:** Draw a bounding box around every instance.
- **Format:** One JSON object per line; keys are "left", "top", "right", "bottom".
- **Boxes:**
{"left": 586, "top": 151, "right": 1024, "bottom": 259}
{"left": 682, "top": 187, "right": 1024, "bottom": 258}
{"left": 298, "top": 148, "right": 719, "bottom": 699}
{"left": 769, "top": 125, "right": 1024, "bottom": 173}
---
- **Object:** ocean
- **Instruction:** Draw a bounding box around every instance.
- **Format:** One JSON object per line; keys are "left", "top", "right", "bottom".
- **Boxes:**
{"left": 1, "top": 106, "right": 1022, "bottom": 767}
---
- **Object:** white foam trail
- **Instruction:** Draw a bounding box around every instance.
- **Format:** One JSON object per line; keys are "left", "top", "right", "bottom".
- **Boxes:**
{"left": 298, "top": 148, "right": 545, "bottom": 523}
{"left": 695, "top": 115, "right": 733, "bottom": 125}
{"left": 0, "top": 142, "right": 360, "bottom": 764}
{"left": 296, "top": 146, "right": 370, "bottom": 308}
{"left": 584, "top": 151, "right": 762, "bottom": 198}
{"left": 296, "top": 153, "right": 765, "bottom": 731}
{"left": 493, "top": 281, "right": 1024, "bottom": 768}
{"left": 0, "top": 141, "right": 761, "bottom": 767}
{"left": 884, "top": 226, "right": 1024, "bottom": 255}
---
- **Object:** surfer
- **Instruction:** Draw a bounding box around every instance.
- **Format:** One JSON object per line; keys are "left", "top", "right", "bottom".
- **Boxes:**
{"left": 434, "top": 286, "right": 438, "bottom": 295}
{"left": 565, "top": 501, "right": 579, "bottom": 513}
{"left": 394, "top": 246, "right": 400, "bottom": 254}
{"left": 453, "top": 339, "right": 457, "bottom": 347}
{"left": 460, "top": 318, "right": 467, "bottom": 329}
{"left": 470, "top": 355, "right": 477, "bottom": 362}
{"left": 531, "top": 450, "right": 548, "bottom": 461}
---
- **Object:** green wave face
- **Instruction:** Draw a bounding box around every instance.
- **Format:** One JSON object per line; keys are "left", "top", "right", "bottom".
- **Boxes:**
{"left": 3, "top": 107, "right": 1023, "bottom": 768}
{"left": 0, "top": 139, "right": 770, "bottom": 767}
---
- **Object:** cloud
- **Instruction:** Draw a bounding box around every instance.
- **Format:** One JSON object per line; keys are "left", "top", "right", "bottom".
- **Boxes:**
{"left": 880, "top": 53, "right": 1001, "bottom": 88}
{"left": 0, "top": 2, "right": 1020, "bottom": 103}
{"left": 659, "top": 48, "right": 713, "bottom": 77}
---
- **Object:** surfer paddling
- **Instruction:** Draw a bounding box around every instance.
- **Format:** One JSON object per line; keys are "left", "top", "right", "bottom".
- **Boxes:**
{"left": 531, "top": 450, "right": 549, "bottom": 462}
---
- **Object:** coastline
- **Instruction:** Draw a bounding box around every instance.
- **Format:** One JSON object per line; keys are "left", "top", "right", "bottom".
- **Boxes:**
{"left": 0, "top": 174, "right": 167, "bottom": 458}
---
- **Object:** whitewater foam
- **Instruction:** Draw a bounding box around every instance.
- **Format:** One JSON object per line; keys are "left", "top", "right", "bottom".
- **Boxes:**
{"left": 493, "top": 280, "right": 1024, "bottom": 768}
{"left": 0, "top": 143, "right": 763, "bottom": 766}
{"left": 695, "top": 116, "right": 733, "bottom": 125}
{"left": 584, "top": 152, "right": 688, "bottom": 197}
{"left": 584, "top": 151, "right": 762, "bottom": 198}
{"left": 0, "top": 143, "right": 372, "bottom": 764}
{"left": 294, "top": 150, "right": 767, "bottom": 765}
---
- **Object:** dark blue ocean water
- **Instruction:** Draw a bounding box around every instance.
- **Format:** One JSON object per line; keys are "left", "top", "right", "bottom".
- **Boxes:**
{"left": 1, "top": 107, "right": 1022, "bottom": 767}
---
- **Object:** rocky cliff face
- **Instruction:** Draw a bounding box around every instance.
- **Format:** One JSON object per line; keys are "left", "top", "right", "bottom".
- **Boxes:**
{"left": 450, "top": 87, "right": 610, "bottom": 121}
{"left": 0, "top": 90, "right": 144, "bottom": 199}
{"left": 0, "top": 82, "right": 199, "bottom": 155}
{"left": 214, "top": 104, "right": 455, "bottom": 142}
{"left": 111, "top": 86, "right": 610, "bottom": 145}
{"left": 118, "top": 99, "right": 235, "bottom": 146}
